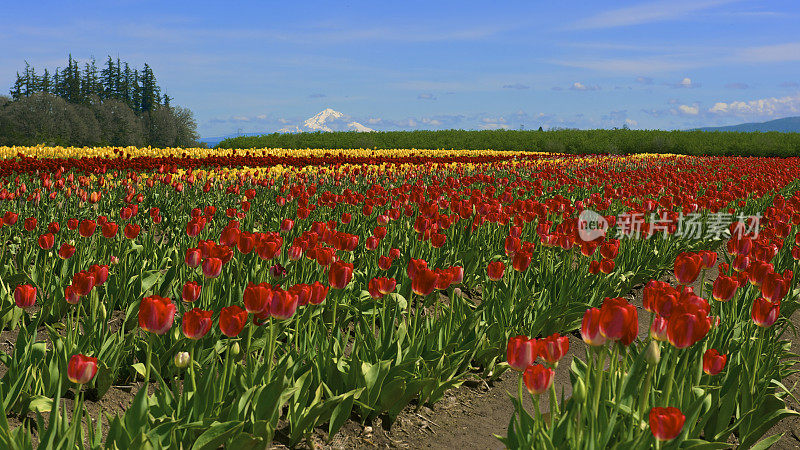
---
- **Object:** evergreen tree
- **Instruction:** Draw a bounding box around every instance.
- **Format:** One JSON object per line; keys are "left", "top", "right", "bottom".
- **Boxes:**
{"left": 139, "top": 64, "right": 160, "bottom": 112}
{"left": 10, "top": 72, "right": 23, "bottom": 100}
{"left": 23, "top": 62, "right": 37, "bottom": 97}
{"left": 40, "top": 68, "right": 51, "bottom": 94}
{"left": 101, "top": 56, "right": 115, "bottom": 100}
{"left": 131, "top": 69, "right": 142, "bottom": 112}
{"left": 121, "top": 63, "right": 132, "bottom": 107}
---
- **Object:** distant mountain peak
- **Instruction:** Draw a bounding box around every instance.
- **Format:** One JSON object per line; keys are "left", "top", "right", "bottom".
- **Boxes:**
{"left": 300, "top": 108, "right": 373, "bottom": 133}
{"left": 694, "top": 116, "right": 800, "bottom": 132}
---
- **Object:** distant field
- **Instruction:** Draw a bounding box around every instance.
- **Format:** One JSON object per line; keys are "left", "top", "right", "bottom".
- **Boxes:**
{"left": 217, "top": 128, "right": 800, "bottom": 156}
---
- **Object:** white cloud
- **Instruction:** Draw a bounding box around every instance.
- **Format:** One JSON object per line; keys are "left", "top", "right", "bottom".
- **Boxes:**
{"left": 670, "top": 77, "right": 701, "bottom": 88}
{"left": 708, "top": 94, "right": 800, "bottom": 117}
{"left": 570, "top": 0, "right": 743, "bottom": 30}
{"left": 570, "top": 82, "right": 601, "bottom": 91}
{"left": 417, "top": 93, "right": 436, "bottom": 100}
{"left": 678, "top": 105, "right": 699, "bottom": 115}
{"left": 625, "top": 118, "right": 639, "bottom": 127}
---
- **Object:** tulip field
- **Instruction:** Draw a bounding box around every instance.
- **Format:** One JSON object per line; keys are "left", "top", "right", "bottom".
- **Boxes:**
{"left": 2, "top": 146, "right": 800, "bottom": 448}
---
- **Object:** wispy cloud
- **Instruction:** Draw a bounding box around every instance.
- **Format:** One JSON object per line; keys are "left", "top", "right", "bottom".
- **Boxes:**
{"left": 569, "top": 0, "right": 744, "bottom": 30}
{"left": 735, "top": 42, "right": 800, "bottom": 63}
{"left": 502, "top": 83, "right": 530, "bottom": 90}
{"left": 417, "top": 93, "right": 436, "bottom": 100}
{"left": 636, "top": 76, "right": 654, "bottom": 85}
{"left": 724, "top": 82, "right": 750, "bottom": 89}
{"left": 308, "top": 93, "right": 326, "bottom": 98}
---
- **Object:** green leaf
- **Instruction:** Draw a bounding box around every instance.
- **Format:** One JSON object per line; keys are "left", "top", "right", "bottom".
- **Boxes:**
{"left": 749, "top": 434, "right": 784, "bottom": 450}
{"left": 190, "top": 421, "right": 244, "bottom": 450}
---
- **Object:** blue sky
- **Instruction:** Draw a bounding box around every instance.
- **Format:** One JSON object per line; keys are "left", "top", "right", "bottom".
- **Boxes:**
{"left": 1, "top": 0, "right": 799, "bottom": 137}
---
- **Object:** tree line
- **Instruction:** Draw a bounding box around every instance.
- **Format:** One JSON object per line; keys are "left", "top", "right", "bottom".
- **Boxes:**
{"left": 217, "top": 129, "right": 800, "bottom": 157}
{"left": 0, "top": 55, "right": 198, "bottom": 147}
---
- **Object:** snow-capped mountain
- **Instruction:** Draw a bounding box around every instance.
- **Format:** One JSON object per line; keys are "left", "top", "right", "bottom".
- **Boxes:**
{"left": 279, "top": 108, "right": 374, "bottom": 133}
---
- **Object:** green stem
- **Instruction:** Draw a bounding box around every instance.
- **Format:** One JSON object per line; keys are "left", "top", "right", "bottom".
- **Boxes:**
{"left": 267, "top": 318, "right": 277, "bottom": 381}
{"left": 189, "top": 342, "right": 197, "bottom": 393}
{"left": 661, "top": 350, "right": 677, "bottom": 406}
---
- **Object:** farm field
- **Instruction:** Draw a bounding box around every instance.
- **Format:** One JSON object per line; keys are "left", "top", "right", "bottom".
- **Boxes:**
{"left": 1, "top": 146, "right": 800, "bottom": 448}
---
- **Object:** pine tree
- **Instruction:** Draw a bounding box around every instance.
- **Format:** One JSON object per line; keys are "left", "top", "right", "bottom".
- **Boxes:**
{"left": 101, "top": 56, "right": 115, "bottom": 100}
{"left": 40, "top": 68, "right": 51, "bottom": 93}
{"left": 131, "top": 69, "right": 142, "bottom": 112}
{"left": 163, "top": 93, "right": 171, "bottom": 108}
{"left": 139, "top": 64, "right": 160, "bottom": 112}
{"left": 23, "top": 62, "right": 37, "bottom": 97}
{"left": 121, "top": 63, "right": 132, "bottom": 107}
{"left": 10, "top": 72, "right": 23, "bottom": 100}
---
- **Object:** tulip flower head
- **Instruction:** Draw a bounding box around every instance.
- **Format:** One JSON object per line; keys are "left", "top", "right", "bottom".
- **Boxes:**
{"left": 139, "top": 295, "right": 176, "bottom": 335}
{"left": 67, "top": 354, "right": 98, "bottom": 385}
{"left": 523, "top": 364, "right": 554, "bottom": 395}
{"left": 649, "top": 407, "right": 685, "bottom": 442}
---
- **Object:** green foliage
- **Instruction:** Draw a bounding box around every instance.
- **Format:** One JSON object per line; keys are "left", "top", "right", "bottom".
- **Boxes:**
{"left": 218, "top": 128, "right": 800, "bottom": 156}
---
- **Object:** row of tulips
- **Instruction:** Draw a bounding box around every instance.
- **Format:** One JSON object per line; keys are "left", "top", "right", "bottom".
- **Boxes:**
{"left": 503, "top": 189, "right": 800, "bottom": 448}
{"left": 2, "top": 151, "right": 800, "bottom": 448}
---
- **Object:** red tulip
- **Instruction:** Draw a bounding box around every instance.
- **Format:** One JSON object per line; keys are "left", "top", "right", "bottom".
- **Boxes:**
{"left": 182, "top": 308, "right": 213, "bottom": 339}
{"left": 139, "top": 295, "right": 176, "bottom": 335}
{"left": 751, "top": 297, "right": 780, "bottom": 327}
{"left": 712, "top": 274, "right": 738, "bottom": 302}
{"left": 24, "top": 217, "right": 37, "bottom": 231}
{"left": 487, "top": 261, "right": 505, "bottom": 281}
{"left": 523, "top": 364, "right": 554, "bottom": 395}
{"left": 761, "top": 272, "right": 789, "bottom": 302}
{"left": 72, "top": 271, "right": 96, "bottom": 296}
{"left": 47, "top": 221, "right": 60, "bottom": 233}
{"left": 581, "top": 308, "right": 606, "bottom": 346}
{"left": 600, "top": 259, "right": 615, "bottom": 274}
{"left": 310, "top": 281, "right": 329, "bottom": 305}
{"left": 202, "top": 257, "right": 223, "bottom": 278}
{"left": 747, "top": 261, "right": 773, "bottom": 286}
{"left": 124, "top": 223, "right": 141, "bottom": 239}
{"left": 598, "top": 297, "right": 638, "bottom": 346}
{"left": 507, "top": 335, "right": 539, "bottom": 371}
{"left": 67, "top": 354, "right": 98, "bottom": 385}
{"left": 14, "top": 284, "right": 36, "bottom": 309}
{"left": 512, "top": 251, "right": 532, "bottom": 272}
{"left": 280, "top": 219, "right": 294, "bottom": 232}
{"left": 407, "top": 258, "right": 429, "bottom": 279}
{"left": 182, "top": 281, "right": 202, "bottom": 303}
{"left": 67, "top": 218, "right": 78, "bottom": 230}
{"left": 38, "top": 233, "right": 55, "bottom": 250}
{"left": 2, "top": 211, "right": 18, "bottom": 225}
{"left": 219, "top": 305, "right": 248, "bottom": 337}
{"left": 703, "top": 349, "right": 727, "bottom": 375}
{"left": 243, "top": 283, "right": 271, "bottom": 313}
{"left": 649, "top": 407, "right": 685, "bottom": 442}
{"left": 667, "top": 311, "right": 710, "bottom": 348}
{"left": 674, "top": 252, "right": 703, "bottom": 285}
{"left": 650, "top": 315, "right": 668, "bottom": 341}
{"left": 329, "top": 260, "right": 354, "bottom": 289}
{"left": 699, "top": 250, "right": 717, "bottom": 269}
{"left": 101, "top": 222, "right": 118, "bottom": 238}
{"left": 270, "top": 290, "right": 299, "bottom": 320}
{"left": 289, "top": 283, "right": 312, "bottom": 306}
{"left": 378, "top": 255, "right": 393, "bottom": 270}
{"left": 58, "top": 243, "right": 76, "bottom": 259}
{"left": 89, "top": 264, "right": 109, "bottom": 285}
{"left": 185, "top": 248, "right": 202, "bottom": 267}
{"left": 78, "top": 219, "right": 96, "bottom": 237}
{"left": 65, "top": 285, "right": 81, "bottom": 305}
{"left": 412, "top": 267, "right": 438, "bottom": 296}
{"left": 539, "top": 333, "right": 569, "bottom": 365}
